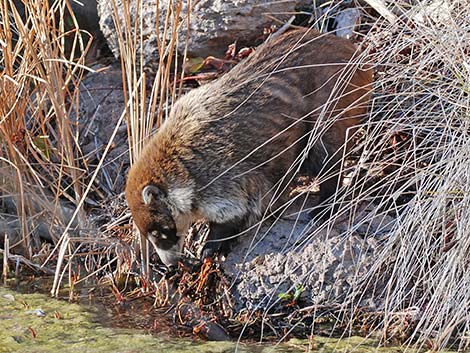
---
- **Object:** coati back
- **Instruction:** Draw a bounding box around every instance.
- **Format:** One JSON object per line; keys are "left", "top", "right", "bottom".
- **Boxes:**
{"left": 125, "top": 28, "right": 373, "bottom": 266}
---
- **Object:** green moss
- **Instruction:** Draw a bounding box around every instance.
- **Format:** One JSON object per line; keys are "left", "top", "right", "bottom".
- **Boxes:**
{"left": 0, "top": 286, "right": 457, "bottom": 353}
{"left": 0, "top": 286, "right": 237, "bottom": 353}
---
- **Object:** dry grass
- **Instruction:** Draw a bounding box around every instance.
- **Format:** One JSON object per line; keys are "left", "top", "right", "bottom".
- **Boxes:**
{"left": 0, "top": 0, "right": 91, "bottom": 257}
{"left": 259, "top": 0, "right": 470, "bottom": 349}
{"left": 0, "top": 0, "right": 133, "bottom": 296}
{"left": 108, "top": 0, "right": 190, "bottom": 275}
{"left": 347, "top": 1, "right": 470, "bottom": 348}
{"left": 1, "top": 0, "right": 469, "bottom": 350}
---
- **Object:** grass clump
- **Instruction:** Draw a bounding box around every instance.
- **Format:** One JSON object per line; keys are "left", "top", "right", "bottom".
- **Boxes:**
{"left": 0, "top": 0, "right": 91, "bottom": 257}
{"left": 312, "top": 0, "right": 470, "bottom": 349}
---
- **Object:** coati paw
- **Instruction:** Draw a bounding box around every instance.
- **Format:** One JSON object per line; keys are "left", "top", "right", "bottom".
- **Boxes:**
{"left": 201, "top": 242, "right": 221, "bottom": 261}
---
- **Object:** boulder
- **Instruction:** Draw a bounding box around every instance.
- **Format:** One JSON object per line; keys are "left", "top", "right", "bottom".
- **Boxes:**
{"left": 97, "top": 0, "right": 312, "bottom": 69}
{"left": 222, "top": 202, "right": 394, "bottom": 312}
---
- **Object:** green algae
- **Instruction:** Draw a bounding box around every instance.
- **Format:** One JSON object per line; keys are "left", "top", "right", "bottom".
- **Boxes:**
{"left": 0, "top": 286, "right": 455, "bottom": 353}
{"left": 0, "top": 286, "right": 234, "bottom": 353}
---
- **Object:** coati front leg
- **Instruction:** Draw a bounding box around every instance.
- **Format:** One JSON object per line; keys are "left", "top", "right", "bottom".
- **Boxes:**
{"left": 201, "top": 219, "right": 244, "bottom": 260}
{"left": 314, "top": 173, "right": 341, "bottom": 219}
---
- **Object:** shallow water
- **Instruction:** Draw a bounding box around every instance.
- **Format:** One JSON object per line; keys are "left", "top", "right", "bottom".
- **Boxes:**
{"left": 0, "top": 285, "right": 454, "bottom": 353}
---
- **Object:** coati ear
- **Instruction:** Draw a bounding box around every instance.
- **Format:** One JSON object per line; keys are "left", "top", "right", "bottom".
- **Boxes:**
{"left": 142, "top": 184, "right": 165, "bottom": 205}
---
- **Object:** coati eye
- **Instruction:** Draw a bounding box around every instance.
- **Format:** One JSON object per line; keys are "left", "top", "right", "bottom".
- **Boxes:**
{"left": 153, "top": 224, "right": 175, "bottom": 241}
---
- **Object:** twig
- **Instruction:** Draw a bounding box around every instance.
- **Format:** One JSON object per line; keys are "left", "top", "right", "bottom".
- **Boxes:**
{"left": 266, "top": 15, "right": 296, "bottom": 42}
{"left": 362, "top": 0, "right": 398, "bottom": 25}
{"left": 0, "top": 248, "right": 55, "bottom": 275}
{"left": 2, "top": 235, "right": 9, "bottom": 281}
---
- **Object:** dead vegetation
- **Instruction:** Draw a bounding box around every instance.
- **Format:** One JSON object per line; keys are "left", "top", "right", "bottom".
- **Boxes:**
{"left": 1, "top": 0, "right": 470, "bottom": 350}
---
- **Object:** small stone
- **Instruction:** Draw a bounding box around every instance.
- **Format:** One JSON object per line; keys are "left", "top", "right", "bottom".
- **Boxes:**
{"left": 335, "top": 8, "right": 362, "bottom": 39}
{"left": 26, "top": 308, "right": 46, "bottom": 317}
{"left": 2, "top": 294, "right": 15, "bottom": 301}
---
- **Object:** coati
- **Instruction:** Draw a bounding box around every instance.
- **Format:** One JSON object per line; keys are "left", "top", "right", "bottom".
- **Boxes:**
{"left": 125, "top": 28, "right": 373, "bottom": 266}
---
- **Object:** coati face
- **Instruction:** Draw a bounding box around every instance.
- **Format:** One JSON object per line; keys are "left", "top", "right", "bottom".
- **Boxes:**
{"left": 126, "top": 184, "right": 182, "bottom": 267}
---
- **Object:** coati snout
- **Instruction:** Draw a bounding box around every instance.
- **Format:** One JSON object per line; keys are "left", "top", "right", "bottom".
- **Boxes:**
{"left": 125, "top": 27, "right": 373, "bottom": 267}
{"left": 134, "top": 185, "right": 180, "bottom": 266}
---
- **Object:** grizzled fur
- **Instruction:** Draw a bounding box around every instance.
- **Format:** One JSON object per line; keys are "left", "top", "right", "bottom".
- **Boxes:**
{"left": 126, "top": 28, "right": 373, "bottom": 266}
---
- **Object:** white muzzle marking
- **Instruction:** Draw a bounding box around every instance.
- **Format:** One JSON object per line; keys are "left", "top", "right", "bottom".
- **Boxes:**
{"left": 147, "top": 233, "right": 184, "bottom": 267}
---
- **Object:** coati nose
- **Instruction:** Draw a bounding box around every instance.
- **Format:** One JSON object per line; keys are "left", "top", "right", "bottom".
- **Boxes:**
{"left": 155, "top": 247, "right": 179, "bottom": 267}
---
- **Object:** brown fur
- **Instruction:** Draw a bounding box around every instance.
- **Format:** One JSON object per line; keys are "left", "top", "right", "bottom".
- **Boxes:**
{"left": 125, "top": 28, "right": 373, "bottom": 266}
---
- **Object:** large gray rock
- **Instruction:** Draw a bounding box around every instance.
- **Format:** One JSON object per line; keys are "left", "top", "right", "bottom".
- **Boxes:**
{"left": 97, "top": 0, "right": 311, "bottom": 68}
{"left": 222, "top": 201, "right": 395, "bottom": 312}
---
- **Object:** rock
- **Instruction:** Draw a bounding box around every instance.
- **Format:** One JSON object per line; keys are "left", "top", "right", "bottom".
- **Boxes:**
{"left": 12, "top": 0, "right": 110, "bottom": 62}
{"left": 193, "top": 319, "right": 230, "bottom": 341}
{"left": 0, "top": 184, "right": 79, "bottom": 254}
{"left": 0, "top": 214, "right": 51, "bottom": 253}
{"left": 334, "top": 8, "right": 362, "bottom": 39}
{"left": 222, "top": 202, "right": 393, "bottom": 312}
{"left": 97, "top": 0, "right": 312, "bottom": 69}
{"left": 26, "top": 308, "right": 46, "bottom": 317}
{"left": 2, "top": 294, "right": 15, "bottom": 301}
{"left": 74, "top": 63, "right": 131, "bottom": 196}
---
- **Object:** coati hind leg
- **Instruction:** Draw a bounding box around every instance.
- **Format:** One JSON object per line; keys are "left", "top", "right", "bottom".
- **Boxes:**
{"left": 302, "top": 143, "right": 344, "bottom": 220}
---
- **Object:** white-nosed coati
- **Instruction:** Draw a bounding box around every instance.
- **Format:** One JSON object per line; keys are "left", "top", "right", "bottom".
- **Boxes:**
{"left": 125, "top": 28, "right": 373, "bottom": 266}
